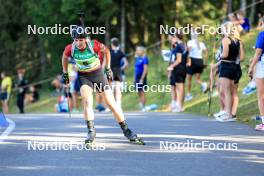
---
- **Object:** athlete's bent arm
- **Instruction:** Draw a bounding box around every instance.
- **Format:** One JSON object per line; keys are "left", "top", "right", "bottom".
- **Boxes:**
{"left": 121, "top": 57, "right": 128, "bottom": 70}
{"left": 211, "top": 61, "right": 221, "bottom": 71}
{"left": 104, "top": 47, "right": 111, "bottom": 69}
{"left": 239, "top": 41, "right": 245, "bottom": 61}
{"left": 186, "top": 57, "right": 191, "bottom": 67}
{"left": 140, "top": 65, "right": 148, "bottom": 82}
{"left": 168, "top": 53, "right": 182, "bottom": 71}
{"left": 62, "top": 54, "right": 68, "bottom": 73}
{"left": 220, "top": 38, "right": 230, "bottom": 59}
{"left": 248, "top": 48, "right": 263, "bottom": 77}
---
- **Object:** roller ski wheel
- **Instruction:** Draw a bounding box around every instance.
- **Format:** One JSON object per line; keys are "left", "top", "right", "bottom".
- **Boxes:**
{"left": 129, "top": 137, "right": 146, "bottom": 145}
{"left": 85, "top": 140, "right": 95, "bottom": 148}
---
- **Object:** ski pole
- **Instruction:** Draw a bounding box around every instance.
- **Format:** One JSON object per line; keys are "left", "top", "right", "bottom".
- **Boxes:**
{"left": 66, "top": 86, "right": 71, "bottom": 118}
{"left": 208, "top": 31, "right": 217, "bottom": 116}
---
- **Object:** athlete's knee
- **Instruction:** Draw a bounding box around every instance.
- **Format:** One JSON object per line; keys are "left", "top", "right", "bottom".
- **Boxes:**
{"left": 220, "top": 86, "right": 225, "bottom": 96}
{"left": 106, "top": 101, "right": 115, "bottom": 111}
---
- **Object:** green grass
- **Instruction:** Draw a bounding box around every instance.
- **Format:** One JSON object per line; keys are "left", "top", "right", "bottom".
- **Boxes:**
{"left": 8, "top": 90, "right": 57, "bottom": 114}
{"left": 8, "top": 29, "right": 261, "bottom": 126}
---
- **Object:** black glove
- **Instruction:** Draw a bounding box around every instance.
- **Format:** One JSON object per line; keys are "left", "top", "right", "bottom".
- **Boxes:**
{"left": 62, "top": 72, "right": 69, "bottom": 85}
{"left": 105, "top": 68, "right": 113, "bottom": 81}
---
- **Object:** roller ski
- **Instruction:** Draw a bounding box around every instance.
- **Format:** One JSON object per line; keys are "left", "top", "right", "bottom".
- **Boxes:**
{"left": 119, "top": 121, "right": 145, "bottom": 145}
{"left": 123, "top": 128, "right": 145, "bottom": 145}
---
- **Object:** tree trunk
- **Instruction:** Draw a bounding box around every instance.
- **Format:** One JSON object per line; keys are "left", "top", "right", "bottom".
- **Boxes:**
{"left": 228, "top": 0, "right": 232, "bottom": 14}
{"left": 120, "top": 0, "right": 126, "bottom": 52}
{"left": 38, "top": 37, "right": 46, "bottom": 77}
{"left": 143, "top": 17, "right": 149, "bottom": 44}
{"left": 155, "top": 2, "right": 164, "bottom": 51}
{"left": 175, "top": 0, "right": 180, "bottom": 26}
{"left": 249, "top": 0, "right": 256, "bottom": 25}
{"left": 240, "top": 0, "right": 246, "bottom": 16}
{"left": 104, "top": 17, "right": 110, "bottom": 47}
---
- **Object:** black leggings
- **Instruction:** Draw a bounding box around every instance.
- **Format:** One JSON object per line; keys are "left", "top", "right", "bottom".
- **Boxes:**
{"left": 17, "top": 93, "right": 25, "bottom": 113}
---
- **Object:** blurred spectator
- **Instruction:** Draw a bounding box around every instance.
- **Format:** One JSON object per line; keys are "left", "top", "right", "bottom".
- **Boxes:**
{"left": 228, "top": 13, "right": 243, "bottom": 40}
{"left": 257, "top": 12, "right": 264, "bottom": 30}
{"left": 0, "top": 72, "right": 12, "bottom": 114}
{"left": 237, "top": 11, "right": 250, "bottom": 32}
{"left": 25, "top": 86, "right": 39, "bottom": 104}
{"left": 134, "top": 46, "right": 149, "bottom": 111}
{"left": 54, "top": 94, "right": 69, "bottom": 113}
{"left": 68, "top": 62, "right": 79, "bottom": 112}
{"left": 110, "top": 37, "right": 128, "bottom": 111}
{"left": 243, "top": 79, "right": 256, "bottom": 95}
{"left": 16, "top": 69, "right": 28, "bottom": 113}
{"left": 51, "top": 75, "right": 63, "bottom": 95}
{"left": 51, "top": 74, "right": 73, "bottom": 112}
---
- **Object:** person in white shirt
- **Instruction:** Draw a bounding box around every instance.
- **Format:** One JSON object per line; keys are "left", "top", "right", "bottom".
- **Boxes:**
{"left": 185, "top": 33, "right": 208, "bottom": 101}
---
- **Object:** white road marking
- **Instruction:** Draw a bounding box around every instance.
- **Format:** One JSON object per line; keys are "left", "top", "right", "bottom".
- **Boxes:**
{"left": 0, "top": 118, "right": 16, "bottom": 142}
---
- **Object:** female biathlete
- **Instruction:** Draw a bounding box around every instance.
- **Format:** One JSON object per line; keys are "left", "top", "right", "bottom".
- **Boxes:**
{"left": 211, "top": 22, "right": 244, "bottom": 122}
{"left": 61, "top": 26, "right": 144, "bottom": 145}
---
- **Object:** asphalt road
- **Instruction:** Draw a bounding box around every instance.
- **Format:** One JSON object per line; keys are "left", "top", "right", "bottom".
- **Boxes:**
{"left": 0, "top": 112, "right": 263, "bottom": 176}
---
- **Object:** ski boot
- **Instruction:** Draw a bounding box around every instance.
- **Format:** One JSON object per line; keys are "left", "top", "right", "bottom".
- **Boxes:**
{"left": 85, "top": 129, "right": 96, "bottom": 148}
{"left": 85, "top": 120, "right": 96, "bottom": 148}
